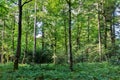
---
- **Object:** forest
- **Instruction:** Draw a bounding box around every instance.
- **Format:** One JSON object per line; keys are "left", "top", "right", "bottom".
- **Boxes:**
{"left": 0, "top": 0, "right": 120, "bottom": 80}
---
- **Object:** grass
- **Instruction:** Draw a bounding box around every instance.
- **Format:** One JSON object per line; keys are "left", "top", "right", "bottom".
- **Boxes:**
{"left": 0, "top": 62, "right": 119, "bottom": 80}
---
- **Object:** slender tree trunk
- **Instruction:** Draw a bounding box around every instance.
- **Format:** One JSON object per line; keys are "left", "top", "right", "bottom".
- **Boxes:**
{"left": 33, "top": 0, "right": 37, "bottom": 63}
{"left": 68, "top": 0, "right": 73, "bottom": 71}
{"left": 1, "top": 18, "right": 5, "bottom": 63}
{"left": 104, "top": 18, "right": 107, "bottom": 49}
{"left": 97, "top": 3, "right": 102, "bottom": 62}
{"left": 53, "top": 37, "right": 57, "bottom": 64}
{"left": 87, "top": 16, "right": 90, "bottom": 43}
{"left": 102, "top": 0, "right": 108, "bottom": 61}
{"left": 41, "top": 22, "right": 45, "bottom": 63}
{"left": 53, "top": 28, "right": 57, "bottom": 64}
{"left": 0, "top": 30, "right": 3, "bottom": 63}
{"left": 41, "top": 25, "right": 44, "bottom": 63}
{"left": 102, "top": 0, "right": 107, "bottom": 49}
{"left": 22, "top": 10, "right": 29, "bottom": 64}
{"left": 103, "top": 15, "right": 108, "bottom": 61}
{"left": 14, "top": 0, "right": 22, "bottom": 70}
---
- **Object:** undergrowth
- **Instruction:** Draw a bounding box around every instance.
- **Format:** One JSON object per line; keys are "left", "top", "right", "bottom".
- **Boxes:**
{"left": 0, "top": 62, "right": 119, "bottom": 80}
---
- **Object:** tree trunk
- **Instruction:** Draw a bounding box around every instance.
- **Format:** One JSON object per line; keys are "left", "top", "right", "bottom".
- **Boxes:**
{"left": 33, "top": 0, "right": 37, "bottom": 63}
{"left": 104, "top": 17, "right": 107, "bottom": 49}
{"left": 102, "top": 0, "right": 107, "bottom": 49}
{"left": 87, "top": 16, "right": 90, "bottom": 43}
{"left": 42, "top": 26, "right": 45, "bottom": 52}
{"left": 1, "top": 18, "right": 5, "bottom": 63}
{"left": 53, "top": 28, "right": 57, "bottom": 64}
{"left": 97, "top": 3, "right": 102, "bottom": 62}
{"left": 41, "top": 22, "right": 45, "bottom": 63}
{"left": 14, "top": 0, "right": 22, "bottom": 70}
{"left": 68, "top": 0, "right": 73, "bottom": 71}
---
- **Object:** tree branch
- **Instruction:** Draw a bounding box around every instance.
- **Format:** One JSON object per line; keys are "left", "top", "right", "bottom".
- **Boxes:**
{"left": 22, "top": 0, "right": 32, "bottom": 7}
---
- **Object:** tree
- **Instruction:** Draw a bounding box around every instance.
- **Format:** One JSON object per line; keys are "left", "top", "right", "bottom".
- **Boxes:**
{"left": 14, "top": 0, "right": 22, "bottom": 70}
{"left": 0, "top": 0, "right": 9, "bottom": 63}
{"left": 97, "top": 2, "right": 102, "bottom": 61}
{"left": 33, "top": 0, "right": 37, "bottom": 63}
{"left": 1, "top": 17, "right": 5, "bottom": 63}
{"left": 66, "top": 0, "right": 73, "bottom": 71}
{"left": 0, "top": 0, "right": 119, "bottom": 68}
{"left": 14, "top": 0, "right": 32, "bottom": 70}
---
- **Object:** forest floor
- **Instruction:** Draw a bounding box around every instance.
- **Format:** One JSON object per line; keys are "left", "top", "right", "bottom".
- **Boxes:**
{"left": 0, "top": 62, "right": 119, "bottom": 80}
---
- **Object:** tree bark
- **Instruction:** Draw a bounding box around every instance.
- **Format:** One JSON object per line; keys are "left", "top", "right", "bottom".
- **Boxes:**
{"left": 68, "top": 0, "right": 73, "bottom": 71}
{"left": 14, "top": 0, "right": 22, "bottom": 70}
{"left": 12, "top": 15, "right": 15, "bottom": 54}
{"left": 97, "top": 3, "right": 102, "bottom": 62}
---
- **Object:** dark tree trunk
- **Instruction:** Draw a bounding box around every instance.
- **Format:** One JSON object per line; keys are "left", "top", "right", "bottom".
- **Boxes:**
{"left": 41, "top": 24, "right": 45, "bottom": 63}
{"left": 104, "top": 20, "right": 107, "bottom": 49}
{"left": 68, "top": 0, "right": 73, "bottom": 71}
{"left": 42, "top": 28, "right": 45, "bottom": 51}
{"left": 14, "top": 0, "right": 22, "bottom": 70}
{"left": 87, "top": 16, "right": 90, "bottom": 43}
{"left": 12, "top": 15, "right": 15, "bottom": 53}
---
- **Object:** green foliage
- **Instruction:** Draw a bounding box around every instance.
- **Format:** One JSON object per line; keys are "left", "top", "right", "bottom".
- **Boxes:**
{"left": 23, "top": 48, "right": 53, "bottom": 64}
{"left": 0, "top": 62, "right": 119, "bottom": 80}
{"left": 0, "top": 0, "right": 120, "bottom": 75}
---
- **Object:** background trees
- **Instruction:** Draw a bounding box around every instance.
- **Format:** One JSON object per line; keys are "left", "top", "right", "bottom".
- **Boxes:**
{"left": 0, "top": 0, "right": 120, "bottom": 70}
